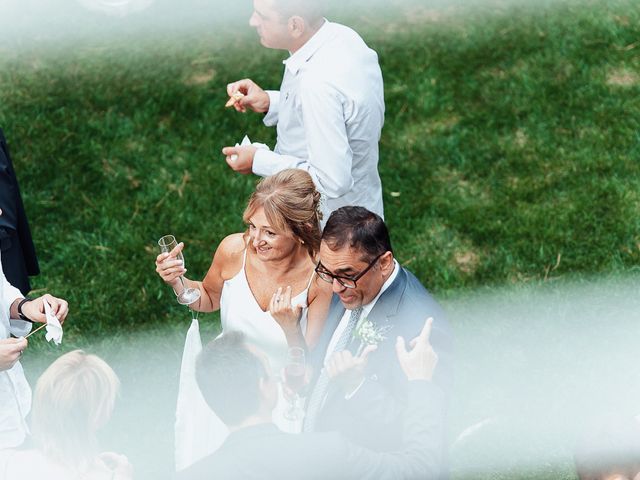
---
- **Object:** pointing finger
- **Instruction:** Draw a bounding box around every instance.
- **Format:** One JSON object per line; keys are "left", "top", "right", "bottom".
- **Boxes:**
{"left": 358, "top": 344, "right": 377, "bottom": 362}
{"left": 418, "top": 317, "right": 434, "bottom": 344}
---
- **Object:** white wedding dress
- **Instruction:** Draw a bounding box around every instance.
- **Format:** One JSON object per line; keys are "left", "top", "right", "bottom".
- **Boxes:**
{"left": 175, "top": 248, "right": 312, "bottom": 471}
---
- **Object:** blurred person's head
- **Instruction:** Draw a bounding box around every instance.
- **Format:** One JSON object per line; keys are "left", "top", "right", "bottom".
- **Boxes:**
{"left": 574, "top": 414, "right": 640, "bottom": 480}
{"left": 317, "top": 206, "right": 395, "bottom": 309}
{"left": 243, "top": 168, "right": 322, "bottom": 260}
{"left": 196, "top": 332, "right": 277, "bottom": 428}
{"left": 31, "top": 350, "right": 120, "bottom": 467}
{"left": 249, "top": 0, "right": 325, "bottom": 51}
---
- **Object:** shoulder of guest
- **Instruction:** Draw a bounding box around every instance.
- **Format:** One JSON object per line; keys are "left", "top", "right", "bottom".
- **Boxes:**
{"left": 214, "top": 233, "right": 247, "bottom": 263}
{"left": 308, "top": 272, "right": 333, "bottom": 302}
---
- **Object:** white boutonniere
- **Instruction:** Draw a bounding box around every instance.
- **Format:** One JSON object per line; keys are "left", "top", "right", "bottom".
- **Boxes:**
{"left": 353, "top": 318, "right": 392, "bottom": 356}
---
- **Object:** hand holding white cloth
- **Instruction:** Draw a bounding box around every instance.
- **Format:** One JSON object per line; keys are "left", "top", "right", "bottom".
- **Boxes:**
{"left": 230, "top": 135, "right": 269, "bottom": 162}
{"left": 42, "top": 298, "right": 63, "bottom": 345}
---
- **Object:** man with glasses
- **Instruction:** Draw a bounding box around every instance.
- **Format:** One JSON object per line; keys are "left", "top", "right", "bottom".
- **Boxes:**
{"left": 305, "top": 206, "right": 452, "bottom": 473}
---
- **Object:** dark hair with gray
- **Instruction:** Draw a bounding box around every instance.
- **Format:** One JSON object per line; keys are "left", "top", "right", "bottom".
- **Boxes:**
{"left": 196, "top": 332, "right": 267, "bottom": 425}
{"left": 322, "top": 206, "right": 393, "bottom": 262}
{"left": 272, "top": 0, "right": 326, "bottom": 24}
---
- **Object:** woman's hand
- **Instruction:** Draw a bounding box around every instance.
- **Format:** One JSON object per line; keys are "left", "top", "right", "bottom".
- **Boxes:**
{"left": 269, "top": 286, "right": 303, "bottom": 335}
{"left": 155, "top": 242, "right": 186, "bottom": 289}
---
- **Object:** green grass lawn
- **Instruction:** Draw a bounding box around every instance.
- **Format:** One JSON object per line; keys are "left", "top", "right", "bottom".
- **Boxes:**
{"left": 1, "top": 0, "right": 639, "bottom": 477}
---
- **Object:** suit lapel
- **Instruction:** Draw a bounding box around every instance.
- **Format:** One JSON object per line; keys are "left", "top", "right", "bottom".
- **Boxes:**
{"left": 364, "top": 266, "right": 408, "bottom": 330}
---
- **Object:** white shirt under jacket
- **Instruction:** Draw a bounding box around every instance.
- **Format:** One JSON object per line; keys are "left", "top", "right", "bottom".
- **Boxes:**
{"left": 253, "top": 20, "right": 385, "bottom": 220}
{"left": 0, "top": 251, "right": 31, "bottom": 449}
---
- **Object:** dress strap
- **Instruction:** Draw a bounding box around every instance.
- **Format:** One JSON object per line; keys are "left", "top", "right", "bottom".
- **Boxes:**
{"left": 305, "top": 265, "right": 316, "bottom": 290}
{"left": 241, "top": 241, "right": 249, "bottom": 270}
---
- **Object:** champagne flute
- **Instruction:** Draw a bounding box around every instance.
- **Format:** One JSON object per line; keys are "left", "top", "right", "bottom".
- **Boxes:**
{"left": 283, "top": 347, "right": 306, "bottom": 421}
{"left": 158, "top": 234, "right": 201, "bottom": 306}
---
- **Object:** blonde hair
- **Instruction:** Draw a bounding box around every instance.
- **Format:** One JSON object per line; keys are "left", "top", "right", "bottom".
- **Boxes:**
{"left": 31, "top": 350, "right": 120, "bottom": 469}
{"left": 243, "top": 169, "right": 322, "bottom": 258}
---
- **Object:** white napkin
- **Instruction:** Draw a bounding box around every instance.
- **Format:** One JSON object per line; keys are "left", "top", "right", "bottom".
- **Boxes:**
{"left": 43, "top": 298, "right": 63, "bottom": 345}
{"left": 230, "top": 135, "right": 269, "bottom": 162}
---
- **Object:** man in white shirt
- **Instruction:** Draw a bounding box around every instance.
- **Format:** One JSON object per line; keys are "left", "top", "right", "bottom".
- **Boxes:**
{"left": 222, "top": 0, "right": 385, "bottom": 220}
{"left": 305, "top": 206, "right": 453, "bottom": 475}
{"left": 0, "top": 208, "right": 69, "bottom": 449}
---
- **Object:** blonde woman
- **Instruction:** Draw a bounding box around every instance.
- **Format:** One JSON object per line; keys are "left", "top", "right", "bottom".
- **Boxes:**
{"left": 156, "top": 168, "right": 332, "bottom": 372}
{"left": 0, "top": 350, "right": 131, "bottom": 479}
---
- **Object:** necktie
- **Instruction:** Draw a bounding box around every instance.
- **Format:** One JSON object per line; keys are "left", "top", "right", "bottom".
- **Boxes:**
{"left": 303, "top": 307, "right": 363, "bottom": 432}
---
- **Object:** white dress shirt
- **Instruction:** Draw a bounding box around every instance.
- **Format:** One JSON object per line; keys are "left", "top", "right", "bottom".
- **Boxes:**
{"left": 252, "top": 20, "right": 385, "bottom": 221}
{"left": 0, "top": 251, "right": 31, "bottom": 449}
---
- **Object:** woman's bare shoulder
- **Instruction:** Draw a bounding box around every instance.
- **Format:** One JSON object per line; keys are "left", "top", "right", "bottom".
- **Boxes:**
{"left": 213, "top": 233, "right": 247, "bottom": 276}
{"left": 308, "top": 272, "right": 333, "bottom": 303}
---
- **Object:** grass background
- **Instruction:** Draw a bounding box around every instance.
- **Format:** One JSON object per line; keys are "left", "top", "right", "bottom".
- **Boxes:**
{"left": 1, "top": 0, "right": 639, "bottom": 477}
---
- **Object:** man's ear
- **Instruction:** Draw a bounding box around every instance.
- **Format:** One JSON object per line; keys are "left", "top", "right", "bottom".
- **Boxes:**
{"left": 288, "top": 15, "right": 306, "bottom": 39}
{"left": 380, "top": 251, "right": 394, "bottom": 275}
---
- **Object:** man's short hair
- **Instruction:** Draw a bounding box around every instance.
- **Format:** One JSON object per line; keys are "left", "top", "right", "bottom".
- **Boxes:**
{"left": 271, "top": 0, "right": 326, "bottom": 24}
{"left": 196, "top": 332, "right": 266, "bottom": 425}
{"left": 322, "top": 206, "right": 393, "bottom": 261}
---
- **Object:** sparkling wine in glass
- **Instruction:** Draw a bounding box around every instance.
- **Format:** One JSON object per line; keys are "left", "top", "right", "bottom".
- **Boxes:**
{"left": 284, "top": 347, "right": 306, "bottom": 421}
{"left": 158, "top": 234, "right": 201, "bottom": 306}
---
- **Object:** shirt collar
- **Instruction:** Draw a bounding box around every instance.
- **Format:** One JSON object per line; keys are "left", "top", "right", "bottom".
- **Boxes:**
{"left": 283, "top": 19, "right": 334, "bottom": 75}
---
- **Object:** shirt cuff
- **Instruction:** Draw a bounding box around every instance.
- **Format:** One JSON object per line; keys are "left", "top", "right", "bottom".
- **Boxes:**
{"left": 252, "top": 148, "right": 279, "bottom": 178}
{"left": 263, "top": 91, "right": 280, "bottom": 127}
{"left": 9, "top": 319, "right": 32, "bottom": 337}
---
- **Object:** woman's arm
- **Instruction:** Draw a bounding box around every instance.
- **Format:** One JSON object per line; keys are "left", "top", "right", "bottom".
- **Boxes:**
{"left": 155, "top": 233, "right": 245, "bottom": 313}
{"left": 196, "top": 233, "right": 246, "bottom": 312}
{"left": 304, "top": 276, "right": 333, "bottom": 349}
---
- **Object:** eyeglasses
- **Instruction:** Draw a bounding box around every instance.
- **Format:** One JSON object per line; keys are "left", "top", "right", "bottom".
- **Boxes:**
{"left": 315, "top": 252, "right": 385, "bottom": 289}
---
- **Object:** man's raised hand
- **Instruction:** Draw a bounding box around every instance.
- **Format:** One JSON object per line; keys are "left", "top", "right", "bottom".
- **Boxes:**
{"left": 396, "top": 317, "right": 438, "bottom": 381}
{"left": 226, "top": 79, "right": 270, "bottom": 113}
{"left": 326, "top": 344, "right": 377, "bottom": 395}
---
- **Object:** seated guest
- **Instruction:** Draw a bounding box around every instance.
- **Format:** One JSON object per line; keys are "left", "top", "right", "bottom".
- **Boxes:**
{"left": 178, "top": 319, "right": 444, "bottom": 480}
{"left": 0, "top": 241, "right": 68, "bottom": 450}
{"left": 155, "top": 169, "right": 332, "bottom": 371}
{"left": 305, "top": 206, "right": 453, "bottom": 469}
{"left": 0, "top": 350, "right": 132, "bottom": 479}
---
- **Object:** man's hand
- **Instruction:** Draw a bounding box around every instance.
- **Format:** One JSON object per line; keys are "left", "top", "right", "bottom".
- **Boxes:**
{"left": 222, "top": 145, "right": 257, "bottom": 175}
{"left": 0, "top": 337, "right": 27, "bottom": 371}
{"left": 22, "top": 294, "right": 69, "bottom": 324}
{"left": 396, "top": 317, "right": 438, "bottom": 381}
{"left": 226, "top": 79, "right": 270, "bottom": 113}
{"left": 326, "top": 344, "right": 377, "bottom": 395}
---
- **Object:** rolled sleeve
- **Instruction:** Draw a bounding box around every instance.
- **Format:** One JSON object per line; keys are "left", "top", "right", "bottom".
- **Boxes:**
{"left": 252, "top": 149, "right": 303, "bottom": 178}
{"left": 263, "top": 90, "right": 280, "bottom": 127}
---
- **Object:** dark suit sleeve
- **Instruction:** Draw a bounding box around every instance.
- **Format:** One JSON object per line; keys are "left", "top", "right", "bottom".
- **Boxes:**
{"left": 342, "top": 381, "right": 446, "bottom": 479}
{"left": 0, "top": 131, "right": 19, "bottom": 232}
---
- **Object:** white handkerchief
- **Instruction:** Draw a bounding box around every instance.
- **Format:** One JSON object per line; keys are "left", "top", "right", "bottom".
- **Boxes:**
{"left": 230, "top": 136, "right": 269, "bottom": 162}
{"left": 43, "top": 298, "right": 63, "bottom": 345}
{"left": 230, "top": 135, "right": 252, "bottom": 162}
